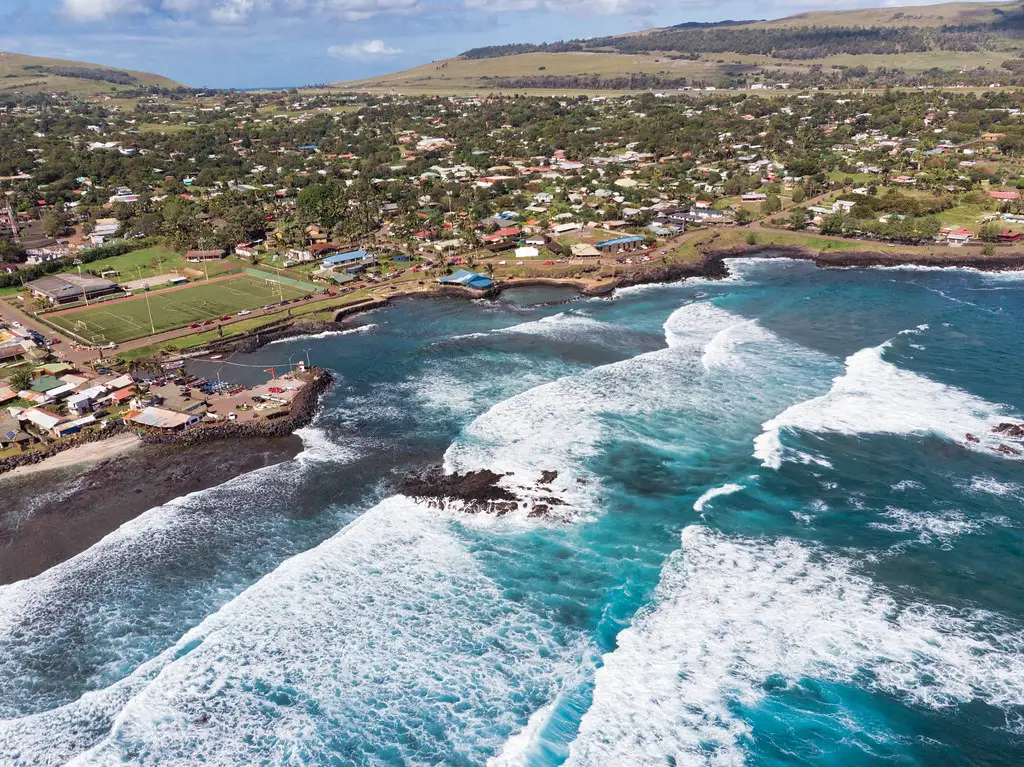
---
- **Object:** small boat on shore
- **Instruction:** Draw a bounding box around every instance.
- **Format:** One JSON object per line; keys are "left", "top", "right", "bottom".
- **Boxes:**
{"left": 209, "top": 354, "right": 223, "bottom": 360}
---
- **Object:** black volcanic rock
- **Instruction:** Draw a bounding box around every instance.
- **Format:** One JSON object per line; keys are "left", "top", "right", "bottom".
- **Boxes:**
{"left": 400, "top": 465, "right": 520, "bottom": 515}
{"left": 994, "top": 422, "right": 1024, "bottom": 440}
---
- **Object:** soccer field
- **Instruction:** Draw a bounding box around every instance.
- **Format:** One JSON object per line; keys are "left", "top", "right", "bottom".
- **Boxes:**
{"left": 46, "top": 274, "right": 310, "bottom": 344}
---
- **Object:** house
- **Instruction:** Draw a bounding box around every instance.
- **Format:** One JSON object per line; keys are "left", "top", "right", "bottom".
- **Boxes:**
{"left": 740, "top": 192, "right": 767, "bottom": 202}
{"left": 0, "top": 413, "right": 32, "bottom": 451}
{"left": 515, "top": 246, "right": 540, "bottom": 259}
{"left": 26, "top": 274, "right": 121, "bottom": 305}
{"left": 19, "top": 407, "right": 65, "bottom": 434}
{"left": 67, "top": 385, "right": 107, "bottom": 416}
{"left": 989, "top": 190, "right": 1021, "bottom": 202}
{"left": 942, "top": 227, "right": 974, "bottom": 246}
{"left": 128, "top": 406, "right": 200, "bottom": 431}
{"left": 54, "top": 414, "right": 96, "bottom": 437}
{"left": 106, "top": 385, "right": 136, "bottom": 406}
{"left": 481, "top": 226, "right": 520, "bottom": 244}
{"left": 551, "top": 222, "right": 583, "bottom": 235}
{"left": 321, "top": 250, "right": 372, "bottom": 269}
{"left": 595, "top": 236, "right": 645, "bottom": 254}
{"left": 25, "top": 250, "right": 64, "bottom": 266}
{"left": 184, "top": 250, "right": 224, "bottom": 262}
{"left": 438, "top": 269, "right": 494, "bottom": 291}
{"left": 571, "top": 243, "right": 602, "bottom": 258}
{"left": 999, "top": 229, "right": 1023, "bottom": 243}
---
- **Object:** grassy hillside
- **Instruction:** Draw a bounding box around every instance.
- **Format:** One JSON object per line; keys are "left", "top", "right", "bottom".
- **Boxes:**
{"left": 334, "top": 1, "right": 1024, "bottom": 95}
{"left": 752, "top": 1, "right": 1018, "bottom": 28}
{"left": 0, "top": 52, "right": 184, "bottom": 96}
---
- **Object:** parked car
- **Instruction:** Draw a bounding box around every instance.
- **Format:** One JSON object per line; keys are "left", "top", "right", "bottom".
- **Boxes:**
{"left": 203, "top": 320, "right": 214, "bottom": 325}
{"left": 49, "top": 338, "right": 60, "bottom": 345}
{"left": 189, "top": 323, "right": 202, "bottom": 329}
{"left": 237, "top": 310, "right": 251, "bottom": 316}
{"left": 220, "top": 315, "right": 232, "bottom": 321}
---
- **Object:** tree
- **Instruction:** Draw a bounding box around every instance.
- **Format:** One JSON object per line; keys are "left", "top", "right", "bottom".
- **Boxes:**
{"left": 788, "top": 207, "right": 810, "bottom": 230}
{"left": 734, "top": 207, "right": 754, "bottom": 225}
{"left": 9, "top": 368, "right": 33, "bottom": 393}
{"left": 979, "top": 222, "right": 1002, "bottom": 242}
{"left": 819, "top": 213, "right": 845, "bottom": 236}
{"left": 791, "top": 185, "right": 805, "bottom": 204}
{"left": 761, "top": 193, "right": 782, "bottom": 215}
{"left": 40, "top": 210, "right": 65, "bottom": 239}
{"left": 983, "top": 242, "right": 996, "bottom": 256}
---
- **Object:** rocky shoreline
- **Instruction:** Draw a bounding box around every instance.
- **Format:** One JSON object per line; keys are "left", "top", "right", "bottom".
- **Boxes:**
{"left": 0, "top": 434, "right": 303, "bottom": 585}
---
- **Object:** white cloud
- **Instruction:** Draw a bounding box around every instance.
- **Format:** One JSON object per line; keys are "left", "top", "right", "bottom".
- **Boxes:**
{"left": 463, "top": 0, "right": 658, "bottom": 13}
{"left": 59, "top": 0, "right": 419, "bottom": 24}
{"left": 60, "top": 0, "right": 152, "bottom": 23}
{"left": 328, "top": 39, "right": 402, "bottom": 58}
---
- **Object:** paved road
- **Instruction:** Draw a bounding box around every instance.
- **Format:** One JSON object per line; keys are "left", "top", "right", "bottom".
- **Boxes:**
{"left": 0, "top": 298, "right": 97, "bottom": 366}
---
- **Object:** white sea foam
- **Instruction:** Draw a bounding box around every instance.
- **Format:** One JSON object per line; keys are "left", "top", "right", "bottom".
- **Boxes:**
{"left": 693, "top": 483, "right": 745, "bottom": 513}
{"left": 266, "top": 323, "right": 377, "bottom": 345}
{"left": 487, "top": 701, "right": 555, "bottom": 767}
{"left": 700, "top": 318, "right": 772, "bottom": 370}
{"left": 294, "top": 425, "right": 360, "bottom": 464}
{"left": 444, "top": 302, "right": 834, "bottom": 519}
{"left": 495, "top": 311, "right": 613, "bottom": 341}
{"left": 869, "top": 506, "right": 988, "bottom": 544}
{"left": 565, "top": 526, "right": 1024, "bottom": 766}
{"left": 754, "top": 329, "right": 1017, "bottom": 469}
{"left": 965, "top": 476, "right": 1024, "bottom": 498}
{"left": 3, "top": 497, "right": 583, "bottom": 766}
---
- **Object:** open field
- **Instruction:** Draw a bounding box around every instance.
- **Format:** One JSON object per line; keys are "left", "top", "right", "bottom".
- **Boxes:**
{"left": 336, "top": 47, "right": 1020, "bottom": 94}
{"left": 0, "top": 52, "right": 182, "bottom": 95}
{"left": 80, "top": 246, "right": 236, "bottom": 283}
{"left": 45, "top": 273, "right": 310, "bottom": 344}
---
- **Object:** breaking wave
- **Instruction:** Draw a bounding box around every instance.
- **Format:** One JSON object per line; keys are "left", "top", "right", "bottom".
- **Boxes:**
{"left": 2, "top": 498, "right": 585, "bottom": 765}
{"left": 754, "top": 328, "right": 1017, "bottom": 469}
{"left": 444, "top": 302, "right": 834, "bottom": 519}
{"left": 565, "top": 526, "right": 1024, "bottom": 766}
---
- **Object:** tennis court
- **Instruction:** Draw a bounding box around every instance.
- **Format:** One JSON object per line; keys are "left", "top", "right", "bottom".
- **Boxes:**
{"left": 45, "top": 273, "right": 310, "bottom": 344}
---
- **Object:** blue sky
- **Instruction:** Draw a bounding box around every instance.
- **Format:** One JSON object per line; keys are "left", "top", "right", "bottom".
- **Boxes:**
{"left": 0, "top": 0, "right": 995, "bottom": 89}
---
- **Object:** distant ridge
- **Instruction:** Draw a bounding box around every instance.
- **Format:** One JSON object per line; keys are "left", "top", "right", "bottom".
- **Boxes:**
{"left": 0, "top": 52, "right": 184, "bottom": 96}
{"left": 334, "top": 0, "right": 1024, "bottom": 95}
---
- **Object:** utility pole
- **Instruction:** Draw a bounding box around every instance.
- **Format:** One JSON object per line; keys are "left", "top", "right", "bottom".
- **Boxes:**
{"left": 77, "top": 264, "right": 89, "bottom": 306}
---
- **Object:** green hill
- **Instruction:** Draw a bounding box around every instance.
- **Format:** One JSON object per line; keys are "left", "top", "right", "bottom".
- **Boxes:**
{"left": 0, "top": 52, "right": 184, "bottom": 96}
{"left": 333, "top": 1, "right": 1024, "bottom": 95}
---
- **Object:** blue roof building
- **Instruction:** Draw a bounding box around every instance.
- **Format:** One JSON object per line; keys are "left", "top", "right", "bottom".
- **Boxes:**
{"left": 322, "top": 250, "right": 370, "bottom": 267}
{"left": 595, "top": 235, "right": 644, "bottom": 253}
{"left": 438, "top": 269, "right": 494, "bottom": 291}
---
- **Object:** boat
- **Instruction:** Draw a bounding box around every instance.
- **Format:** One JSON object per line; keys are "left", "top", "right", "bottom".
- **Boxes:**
{"left": 209, "top": 354, "right": 223, "bottom": 360}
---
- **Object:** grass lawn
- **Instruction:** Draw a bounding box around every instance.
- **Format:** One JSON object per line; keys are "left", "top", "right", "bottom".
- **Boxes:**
{"left": 45, "top": 273, "right": 310, "bottom": 344}
{"left": 76, "top": 246, "right": 191, "bottom": 282}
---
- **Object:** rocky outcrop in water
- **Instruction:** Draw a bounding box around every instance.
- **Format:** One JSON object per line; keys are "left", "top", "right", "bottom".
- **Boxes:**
{"left": 994, "top": 422, "right": 1024, "bottom": 440}
{"left": 399, "top": 465, "right": 567, "bottom": 518}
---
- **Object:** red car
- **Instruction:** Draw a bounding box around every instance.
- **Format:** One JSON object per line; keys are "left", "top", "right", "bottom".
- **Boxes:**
{"left": 189, "top": 323, "right": 202, "bottom": 329}
{"left": 221, "top": 315, "right": 232, "bottom": 321}
{"left": 49, "top": 338, "right": 60, "bottom": 345}
{"left": 203, "top": 320, "right": 214, "bottom": 325}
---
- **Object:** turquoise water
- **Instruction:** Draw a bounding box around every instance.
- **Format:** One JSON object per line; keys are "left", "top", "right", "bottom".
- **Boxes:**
{"left": 1, "top": 257, "right": 1022, "bottom": 765}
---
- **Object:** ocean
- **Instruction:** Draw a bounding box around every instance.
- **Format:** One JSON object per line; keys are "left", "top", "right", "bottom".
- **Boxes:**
{"left": 1, "top": 256, "right": 1022, "bottom": 766}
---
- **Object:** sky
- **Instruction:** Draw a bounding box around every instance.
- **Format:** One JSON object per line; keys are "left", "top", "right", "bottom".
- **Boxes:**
{"left": 0, "top": 0, "right": 1000, "bottom": 89}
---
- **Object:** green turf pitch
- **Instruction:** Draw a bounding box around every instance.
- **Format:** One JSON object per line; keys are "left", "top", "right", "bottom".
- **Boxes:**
{"left": 46, "top": 274, "right": 309, "bottom": 343}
